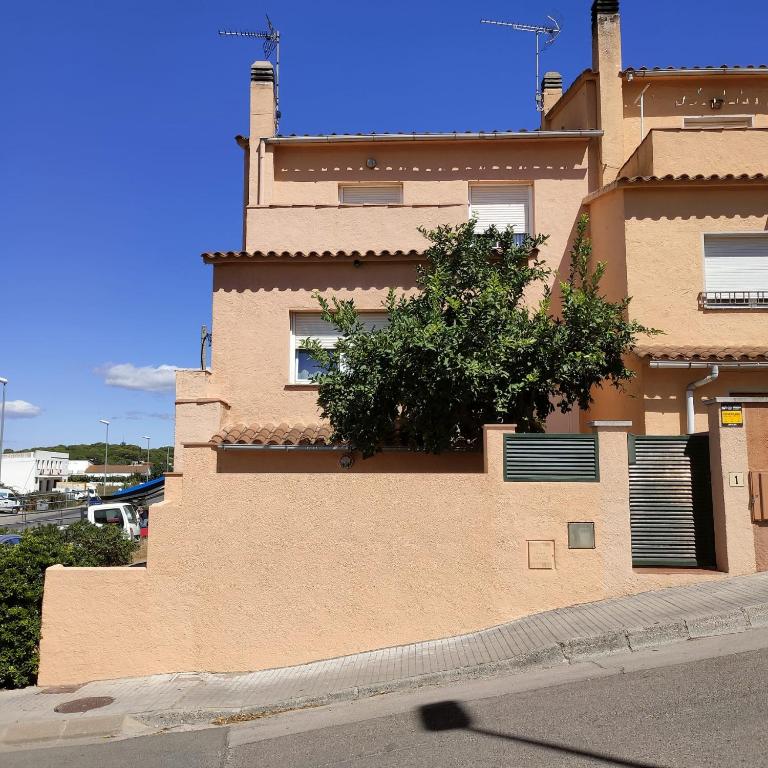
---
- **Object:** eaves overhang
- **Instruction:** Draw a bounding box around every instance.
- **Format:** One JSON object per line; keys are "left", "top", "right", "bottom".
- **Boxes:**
{"left": 583, "top": 173, "right": 768, "bottom": 204}
{"left": 202, "top": 249, "right": 423, "bottom": 264}
{"left": 264, "top": 129, "right": 602, "bottom": 146}
{"left": 622, "top": 65, "right": 768, "bottom": 79}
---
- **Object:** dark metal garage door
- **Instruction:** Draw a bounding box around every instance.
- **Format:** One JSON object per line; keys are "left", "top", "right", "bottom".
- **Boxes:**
{"left": 628, "top": 435, "right": 716, "bottom": 567}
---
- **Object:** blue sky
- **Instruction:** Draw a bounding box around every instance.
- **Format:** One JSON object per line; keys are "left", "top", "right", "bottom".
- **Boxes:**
{"left": 2, "top": 0, "right": 766, "bottom": 450}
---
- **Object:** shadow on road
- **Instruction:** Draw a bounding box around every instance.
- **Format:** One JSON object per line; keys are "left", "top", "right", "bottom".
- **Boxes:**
{"left": 418, "top": 700, "right": 669, "bottom": 768}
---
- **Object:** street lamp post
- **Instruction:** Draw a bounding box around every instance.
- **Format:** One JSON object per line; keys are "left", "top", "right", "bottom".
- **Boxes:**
{"left": 142, "top": 435, "right": 150, "bottom": 481}
{"left": 99, "top": 419, "right": 110, "bottom": 496}
{"left": 0, "top": 377, "right": 7, "bottom": 488}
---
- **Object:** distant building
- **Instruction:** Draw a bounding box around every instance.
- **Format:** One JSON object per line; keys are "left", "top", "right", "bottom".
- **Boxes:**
{"left": 84, "top": 463, "right": 150, "bottom": 479}
{"left": 1, "top": 451, "right": 69, "bottom": 493}
{"left": 66, "top": 459, "right": 92, "bottom": 476}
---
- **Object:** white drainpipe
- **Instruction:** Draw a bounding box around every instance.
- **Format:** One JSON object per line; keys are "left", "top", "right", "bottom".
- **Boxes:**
{"left": 686, "top": 365, "right": 719, "bottom": 434}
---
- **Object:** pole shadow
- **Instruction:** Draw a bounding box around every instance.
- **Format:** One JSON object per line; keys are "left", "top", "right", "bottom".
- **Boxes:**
{"left": 418, "top": 701, "right": 670, "bottom": 768}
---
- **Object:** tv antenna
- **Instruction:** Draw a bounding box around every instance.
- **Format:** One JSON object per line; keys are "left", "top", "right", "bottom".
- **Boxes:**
{"left": 481, "top": 16, "right": 561, "bottom": 112}
{"left": 219, "top": 15, "right": 281, "bottom": 130}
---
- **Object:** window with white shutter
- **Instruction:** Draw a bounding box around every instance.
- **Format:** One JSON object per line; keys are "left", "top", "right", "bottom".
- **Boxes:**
{"left": 291, "top": 312, "right": 389, "bottom": 383}
{"left": 683, "top": 115, "right": 754, "bottom": 130}
{"left": 469, "top": 185, "right": 531, "bottom": 238}
{"left": 339, "top": 185, "right": 402, "bottom": 205}
{"left": 702, "top": 234, "right": 768, "bottom": 308}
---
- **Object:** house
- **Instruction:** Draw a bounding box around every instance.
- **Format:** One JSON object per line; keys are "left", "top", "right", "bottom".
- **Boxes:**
{"left": 38, "top": 1, "right": 768, "bottom": 685}
{"left": 83, "top": 463, "right": 151, "bottom": 479}
{"left": 0, "top": 450, "right": 69, "bottom": 494}
{"left": 65, "top": 459, "right": 91, "bottom": 476}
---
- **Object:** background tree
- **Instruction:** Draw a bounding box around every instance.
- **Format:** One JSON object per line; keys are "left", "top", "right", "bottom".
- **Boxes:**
{"left": 305, "top": 215, "right": 658, "bottom": 457}
{"left": 0, "top": 522, "right": 136, "bottom": 688}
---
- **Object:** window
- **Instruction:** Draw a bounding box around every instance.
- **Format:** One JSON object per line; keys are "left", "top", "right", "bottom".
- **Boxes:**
{"left": 702, "top": 234, "right": 768, "bottom": 309}
{"left": 683, "top": 115, "right": 754, "bottom": 130}
{"left": 291, "top": 313, "right": 389, "bottom": 383}
{"left": 469, "top": 185, "right": 531, "bottom": 239}
{"left": 339, "top": 185, "right": 402, "bottom": 205}
{"left": 93, "top": 508, "right": 123, "bottom": 526}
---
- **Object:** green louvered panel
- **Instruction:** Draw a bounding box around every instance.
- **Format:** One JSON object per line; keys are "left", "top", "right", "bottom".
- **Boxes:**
{"left": 503, "top": 434, "right": 599, "bottom": 483}
{"left": 629, "top": 435, "right": 716, "bottom": 567}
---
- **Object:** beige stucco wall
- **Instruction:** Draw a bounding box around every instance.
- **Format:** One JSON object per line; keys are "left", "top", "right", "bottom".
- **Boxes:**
{"left": 707, "top": 402, "right": 757, "bottom": 574}
{"left": 746, "top": 404, "right": 768, "bottom": 570}
{"left": 621, "top": 77, "right": 768, "bottom": 165}
{"left": 623, "top": 187, "right": 768, "bottom": 350}
{"left": 244, "top": 140, "right": 590, "bottom": 253}
{"left": 620, "top": 129, "right": 768, "bottom": 178}
{"left": 39, "top": 424, "right": 732, "bottom": 686}
{"left": 213, "top": 136, "right": 590, "bottom": 429}
{"left": 210, "top": 259, "right": 418, "bottom": 427}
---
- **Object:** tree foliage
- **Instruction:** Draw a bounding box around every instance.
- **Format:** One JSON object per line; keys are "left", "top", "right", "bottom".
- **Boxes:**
{"left": 304, "top": 215, "right": 658, "bottom": 457}
{"left": 3, "top": 443, "right": 173, "bottom": 472}
{"left": 0, "top": 523, "right": 136, "bottom": 688}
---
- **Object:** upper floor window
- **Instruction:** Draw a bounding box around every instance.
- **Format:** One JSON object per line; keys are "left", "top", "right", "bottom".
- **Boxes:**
{"left": 683, "top": 115, "right": 754, "bottom": 130}
{"left": 339, "top": 185, "right": 403, "bottom": 205}
{"left": 702, "top": 234, "right": 768, "bottom": 309}
{"left": 469, "top": 185, "right": 531, "bottom": 240}
{"left": 291, "top": 312, "right": 389, "bottom": 383}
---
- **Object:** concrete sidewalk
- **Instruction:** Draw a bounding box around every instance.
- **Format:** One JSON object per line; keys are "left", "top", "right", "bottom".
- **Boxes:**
{"left": 4, "top": 571, "right": 768, "bottom": 748}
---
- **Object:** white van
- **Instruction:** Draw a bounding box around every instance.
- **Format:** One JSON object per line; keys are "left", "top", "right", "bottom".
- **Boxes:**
{"left": 82, "top": 503, "right": 141, "bottom": 540}
{"left": 0, "top": 490, "right": 21, "bottom": 513}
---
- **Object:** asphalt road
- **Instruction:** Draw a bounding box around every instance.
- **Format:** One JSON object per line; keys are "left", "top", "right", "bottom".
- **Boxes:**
{"left": 0, "top": 506, "right": 84, "bottom": 531}
{"left": 7, "top": 632, "right": 768, "bottom": 767}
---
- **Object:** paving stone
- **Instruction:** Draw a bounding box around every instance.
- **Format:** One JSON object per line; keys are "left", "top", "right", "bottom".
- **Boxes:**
{"left": 3, "top": 718, "right": 64, "bottom": 744}
{"left": 61, "top": 714, "right": 126, "bottom": 739}
{"left": 560, "top": 630, "right": 630, "bottom": 661}
{"left": 686, "top": 609, "right": 750, "bottom": 638}
{"left": 627, "top": 621, "right": 690, "bottom": 650}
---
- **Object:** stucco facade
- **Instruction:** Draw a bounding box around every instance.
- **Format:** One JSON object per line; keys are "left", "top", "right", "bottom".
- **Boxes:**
{"left": 38, "top": 0, "right": 768, "bottom": 684}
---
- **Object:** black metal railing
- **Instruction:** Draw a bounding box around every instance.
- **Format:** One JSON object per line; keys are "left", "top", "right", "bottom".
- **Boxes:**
{"left": 699, "top": 291, "right": 768, "bottom": 309}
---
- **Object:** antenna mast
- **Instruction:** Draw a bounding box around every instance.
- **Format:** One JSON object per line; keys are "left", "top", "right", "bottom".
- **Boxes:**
{"left": 219, "top": 15, "right": 281, "bottom": 131}
{"left": 481, "top": 16, "right": 561, "bottom": 112}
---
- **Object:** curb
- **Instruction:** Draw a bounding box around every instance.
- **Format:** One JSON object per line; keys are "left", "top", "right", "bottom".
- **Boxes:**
{"left": 137, "top": 602, "right": 768, "bottom": 729}
{"left": 3, "top": 601, "right": 768, "bottom": 744}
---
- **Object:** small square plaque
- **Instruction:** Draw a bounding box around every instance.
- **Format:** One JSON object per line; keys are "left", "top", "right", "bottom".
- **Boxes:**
{"left": 568, "top": 522, "right": 596, "bottom": 549}
{"left": 528, "top": 540, "right": 555, "bottom": 569}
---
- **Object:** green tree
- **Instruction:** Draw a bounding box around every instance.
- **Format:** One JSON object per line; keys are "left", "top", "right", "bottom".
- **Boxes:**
{"left": 0, "top": 523, "right": 136, "bottom": 688}
{"left": 304, "top": 215, "right": 658, "bottom": 457}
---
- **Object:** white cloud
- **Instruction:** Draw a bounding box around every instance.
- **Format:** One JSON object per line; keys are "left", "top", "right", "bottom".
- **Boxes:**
{"left": 5, "top": 400, "right": 42, "bottom": 419}
{"left": 99, "top": 363, "right": 179, "bottom": 393}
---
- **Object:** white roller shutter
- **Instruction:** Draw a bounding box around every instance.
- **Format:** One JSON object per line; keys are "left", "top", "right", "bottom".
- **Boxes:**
{"left": 704, "top": 235, "right": 768, "bottom": 292}
{"left": 339, "top": 186, "right": 402, "bottom": 204}
{"left": 469, "top": 185, "right": 530, "bottom": 235}
{"left": 293, "top": 313, "right": 389, "bottom": 349}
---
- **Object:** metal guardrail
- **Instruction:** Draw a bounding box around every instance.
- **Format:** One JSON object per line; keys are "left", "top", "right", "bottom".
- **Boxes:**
{"left": 700, "top": 291, "right": 768, "bottom": 309}
{"left": 0, "top": 504, "right": 85, "bottom": 532}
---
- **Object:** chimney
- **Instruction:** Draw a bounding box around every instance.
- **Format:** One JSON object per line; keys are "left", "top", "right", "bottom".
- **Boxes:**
{"left": 250, "top": 60, "right": 276, "bottom": 139}
{"left": 591, "top": 0, "right": 623, "bottom": 184}
{"left": 541, "top": 71, "right": 563, "bottom": 124}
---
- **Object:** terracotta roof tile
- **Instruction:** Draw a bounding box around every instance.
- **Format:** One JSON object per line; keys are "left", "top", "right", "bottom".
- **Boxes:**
{"left": 636, "top": 345, "right": 768, "bottom": 361}
{"left": 213, "top": 423, "right": 339, "bottom": 447}
{"left": 202, "top": 249, "right": 423, "bottom": 263}
{"left": 617, "top": 173, "right": 768, "bottom": 184}
{"left": 623, "top": 65, "right": 768, "bottom": 74}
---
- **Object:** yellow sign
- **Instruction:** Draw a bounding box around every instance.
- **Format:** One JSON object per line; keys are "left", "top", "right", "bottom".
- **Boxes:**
{"left": 721, "top": 405, "right": 744, "bottom": 427}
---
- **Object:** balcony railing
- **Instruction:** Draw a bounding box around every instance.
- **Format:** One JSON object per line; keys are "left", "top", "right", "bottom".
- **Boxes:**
{"left": 699, "top": 291, "right": 768, "bottom": 309}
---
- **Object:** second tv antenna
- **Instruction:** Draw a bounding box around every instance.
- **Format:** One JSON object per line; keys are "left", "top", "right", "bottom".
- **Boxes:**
{"left": 219, "top": 15, "right": 281, "bottom": 131}
{"left": 481, "top": 16, "right": 561, "bottom": 112}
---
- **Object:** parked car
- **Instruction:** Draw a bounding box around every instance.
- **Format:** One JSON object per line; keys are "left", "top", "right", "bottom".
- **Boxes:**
{"left": 0, "top": 533, "right": 21, "bottom": 546}
{"left": 0, "top": 490, "right": 22, "bottom": 514}
{"left": 82, "top": 502, "right": 141, "bottom": 540}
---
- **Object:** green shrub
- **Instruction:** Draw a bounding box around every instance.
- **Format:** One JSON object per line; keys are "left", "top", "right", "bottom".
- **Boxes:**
{"left": 0, "top": 522, "right": 137, "bottom": 688}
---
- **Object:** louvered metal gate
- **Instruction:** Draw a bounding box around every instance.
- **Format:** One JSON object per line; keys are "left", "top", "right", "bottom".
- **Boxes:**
{"left": 628, "top": 435, "right": 716, "bottom": 567}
